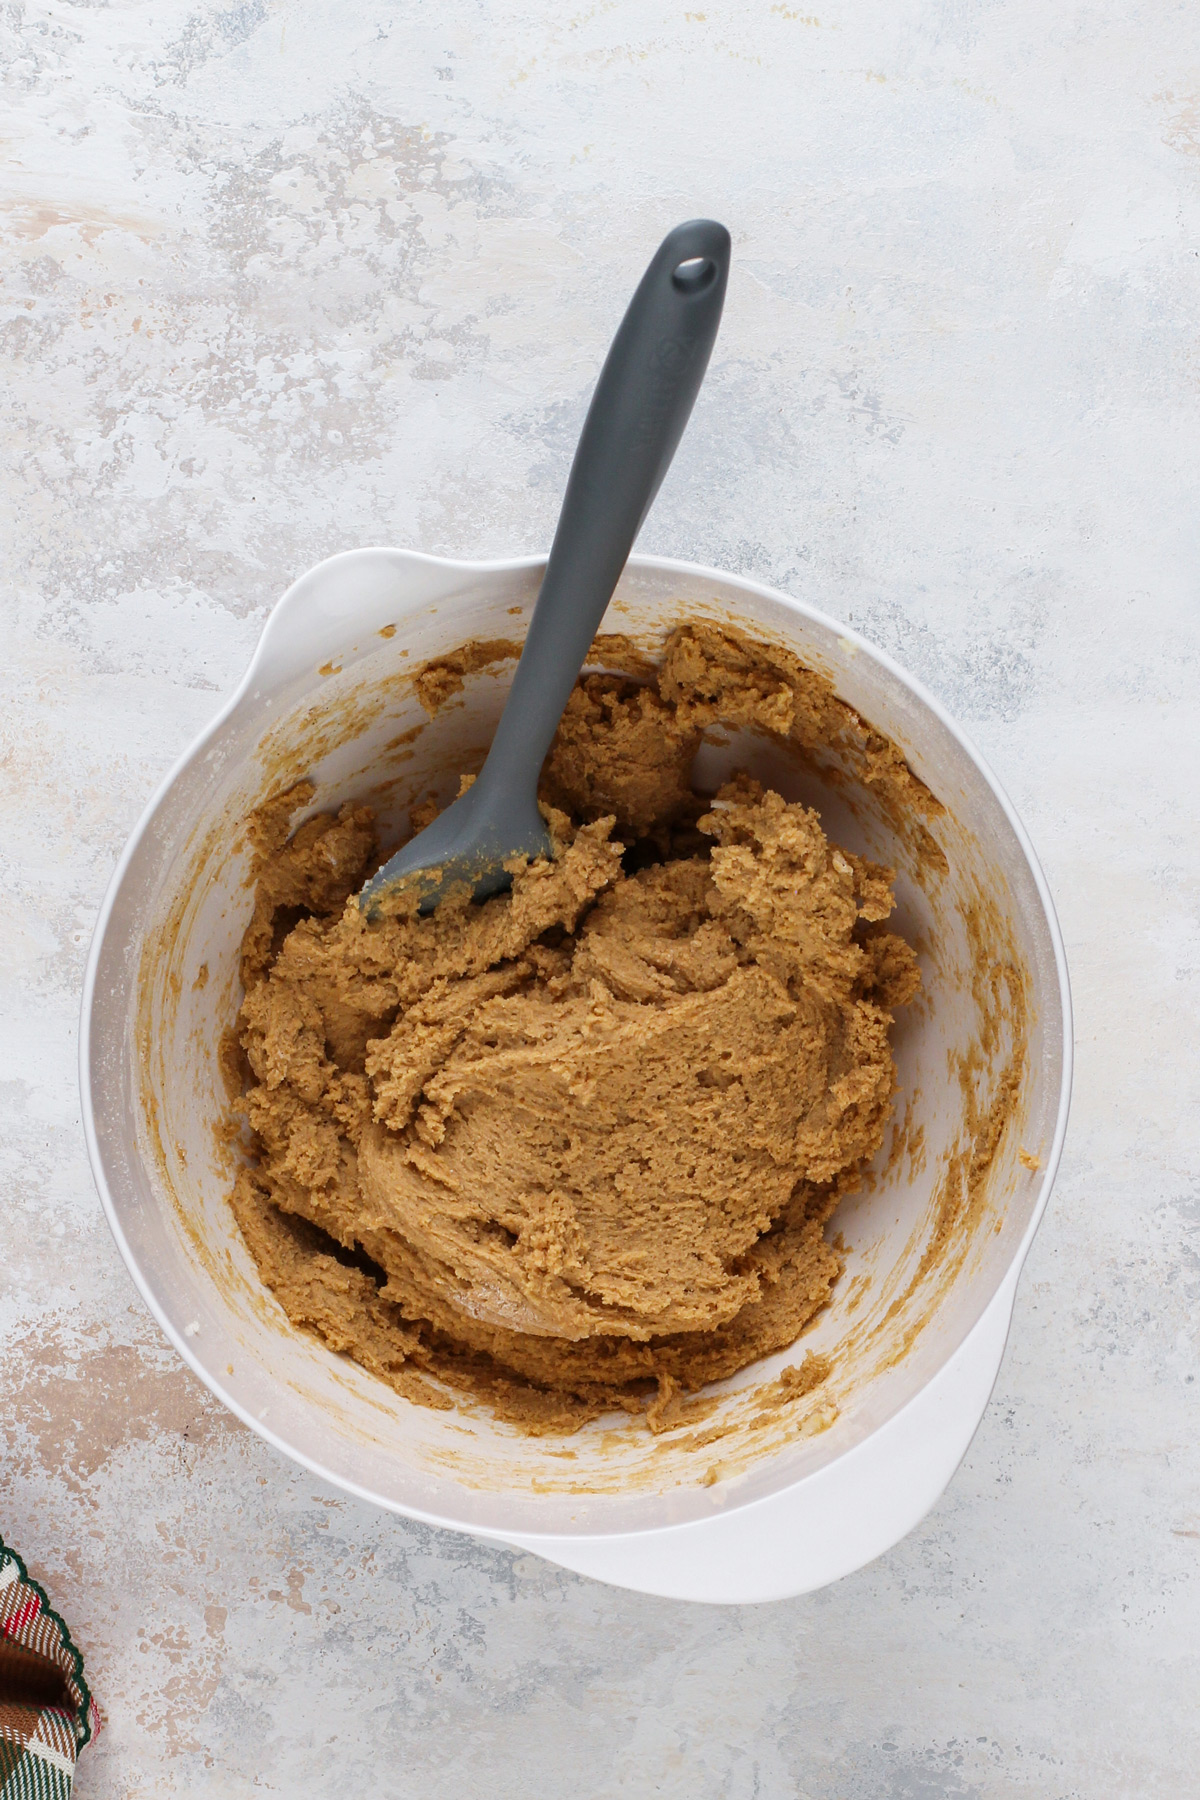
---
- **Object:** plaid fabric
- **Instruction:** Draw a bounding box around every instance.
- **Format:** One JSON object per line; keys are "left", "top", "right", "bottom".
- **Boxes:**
{"left": 0, "top": 1537, "right": 99, "bottom": 1799}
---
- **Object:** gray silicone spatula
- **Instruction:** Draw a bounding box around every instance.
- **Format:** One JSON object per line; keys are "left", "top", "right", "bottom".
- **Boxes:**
{"left": 358, "top": 218, "right": 731, "bottom": 918}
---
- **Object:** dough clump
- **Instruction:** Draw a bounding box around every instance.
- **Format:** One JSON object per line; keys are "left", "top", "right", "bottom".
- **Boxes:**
{"left": 230, "top": 623, "right": 921, "bottom": 1432}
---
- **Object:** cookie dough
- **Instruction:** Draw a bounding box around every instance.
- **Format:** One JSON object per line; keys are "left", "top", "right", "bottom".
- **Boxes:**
{"left": 230, "top": 623, "right": 922, "bottom": 1432}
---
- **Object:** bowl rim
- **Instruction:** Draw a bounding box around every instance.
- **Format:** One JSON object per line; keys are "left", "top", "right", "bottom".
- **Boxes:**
{"left": 80, "top": 546, "right": 1074, "bottom": 1539}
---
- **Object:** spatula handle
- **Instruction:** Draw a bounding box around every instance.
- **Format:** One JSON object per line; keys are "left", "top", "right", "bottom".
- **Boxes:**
{"left": 476, "top": 219, "right": 731, "bottom": 800}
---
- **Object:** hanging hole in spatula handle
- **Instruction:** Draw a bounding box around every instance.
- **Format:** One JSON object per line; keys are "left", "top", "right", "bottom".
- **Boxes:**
{"left": 672, "top": 255, "right": 719, "bottom": 294}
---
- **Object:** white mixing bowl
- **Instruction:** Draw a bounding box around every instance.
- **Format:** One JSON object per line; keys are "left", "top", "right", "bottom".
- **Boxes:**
{"left": 81, "top": 549, "right": 1071, "bottom": 1604}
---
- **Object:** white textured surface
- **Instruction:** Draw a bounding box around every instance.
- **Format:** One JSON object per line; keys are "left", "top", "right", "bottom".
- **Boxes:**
{"left": 2, "top": 2, "right": 1198, "bottom": 1793}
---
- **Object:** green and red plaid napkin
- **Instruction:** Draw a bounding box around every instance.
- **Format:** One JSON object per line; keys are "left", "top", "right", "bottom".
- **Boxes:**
{"left": 0, "top": 1536, "right": 98, "bottom": 1798}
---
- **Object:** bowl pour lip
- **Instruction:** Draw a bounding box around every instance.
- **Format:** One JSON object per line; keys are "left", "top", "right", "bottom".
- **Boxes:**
{"left": 79, "top": 547, "right": 1074, "bottom": 1542}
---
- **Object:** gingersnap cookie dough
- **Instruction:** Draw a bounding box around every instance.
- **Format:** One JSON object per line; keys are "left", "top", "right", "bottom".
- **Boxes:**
{"left": 229, "top": 623, "right": 924, "bottom": 1434}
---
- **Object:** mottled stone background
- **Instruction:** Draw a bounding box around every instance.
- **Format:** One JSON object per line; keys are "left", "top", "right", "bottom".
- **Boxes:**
{"left": 3, "top": 2, "right": 1199, "bottom": 1794}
